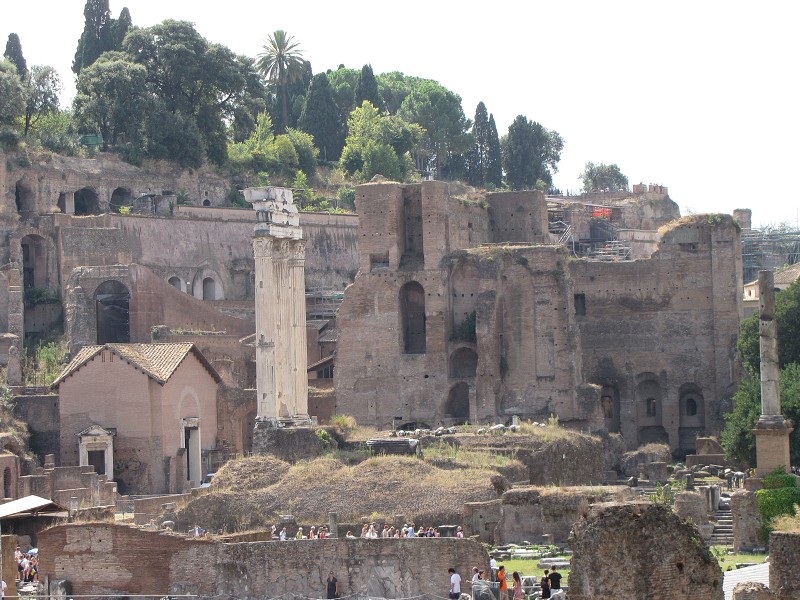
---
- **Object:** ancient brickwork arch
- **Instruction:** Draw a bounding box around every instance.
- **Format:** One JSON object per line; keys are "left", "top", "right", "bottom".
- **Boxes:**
{"left": 449, "top": 347, "right": 478, "bottom": 379}
{"left": 636, "top": 372, "right": 668, "bottom": 445}
{"left": 192, "top": 269, "right": 224, "bottom": 301}
{"left": 678, "top": 383, "right": 705, "bottom": 454}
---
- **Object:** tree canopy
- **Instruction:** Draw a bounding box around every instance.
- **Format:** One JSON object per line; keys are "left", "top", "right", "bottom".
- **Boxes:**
{"left": 256, "top": 30, "right": 305, "bottom": 133}
{"left": 355, "top": 64, "right": 384, "bottom": 112}
{"left": 73, "top": 0, "right": 130, "bottom": 73}
{"left": 738, "top": 279, "right": 800, "bottom": 374}
{"left": 298, "top": 72, "right": 343, "bottom": 161}
{"left": 4, "top": 33, "right": 27, "bottom": 80}
{"left": 502, "top": 115, "right": 564, "bottom": 190}
{"left": 23, "top": 65, "right": 61, "bottom": 136}
{"left": 0, "top": 60, "right": 26, "bottom": 126}
{"left": 581, "top": 161, "right": 629, "bottom": 192}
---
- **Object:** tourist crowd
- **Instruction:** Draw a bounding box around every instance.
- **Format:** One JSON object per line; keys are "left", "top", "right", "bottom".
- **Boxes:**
{"left": 273, "top": 522, "right": 465, "bottom": 539}
{"left": 15, "top": 546, "right": 39, "bottom": 584}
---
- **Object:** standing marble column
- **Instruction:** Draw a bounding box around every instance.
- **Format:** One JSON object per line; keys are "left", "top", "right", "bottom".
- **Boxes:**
{"left": 247, "top": 187, "right": 308, "bottom": 425}
{"left": 752, "top": 270, "right": 793, "bottom": 478}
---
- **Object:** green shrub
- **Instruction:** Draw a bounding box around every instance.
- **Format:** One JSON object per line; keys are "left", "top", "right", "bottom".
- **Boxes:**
{"left": 118, "top": 206, "right": 132, "bottom": 215}
{"left": 756, "top": 467, "right": 800, "bottom": 540}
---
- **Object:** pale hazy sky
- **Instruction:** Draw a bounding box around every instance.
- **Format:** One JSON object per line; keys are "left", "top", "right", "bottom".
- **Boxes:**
{"left": 5, "top": 1, "right": 799, "bottom": 228}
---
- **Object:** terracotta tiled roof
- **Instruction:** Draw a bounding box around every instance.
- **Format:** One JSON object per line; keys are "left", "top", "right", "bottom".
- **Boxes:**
{"left": 774, "top": 261, "right": 800, "bottom": 285}
{"left": 52, "top": 342, "right": 221, "bottom": 387}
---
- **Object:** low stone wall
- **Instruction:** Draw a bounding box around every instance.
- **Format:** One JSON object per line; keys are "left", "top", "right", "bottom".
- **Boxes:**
{"left": 731, "top": 490, "right": 762, "bottom": 551}
{"left": 769, "top": 531, "right": 800, "bottom": 599}
{"left": 38, "top": 523, "right": 489, "bottom": 599}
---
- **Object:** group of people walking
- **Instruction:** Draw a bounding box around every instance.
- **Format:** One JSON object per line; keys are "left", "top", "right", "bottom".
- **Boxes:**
{"left": 456, "top": 562, "right": 563, "bottom": 599}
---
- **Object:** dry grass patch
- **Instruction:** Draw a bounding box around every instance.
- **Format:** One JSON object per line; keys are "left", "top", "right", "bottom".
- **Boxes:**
{"left": 772, "top": 512, "right": 800, "bottom": 533}
{"left": 211, "top": 455, "right": 291, "bottom": 491}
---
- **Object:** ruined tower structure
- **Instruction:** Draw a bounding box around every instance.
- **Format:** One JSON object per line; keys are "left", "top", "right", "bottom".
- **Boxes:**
{"left": 248, "top": 186, "right": 309, "bottom": 422}
{"left": 335, "top": 181, "right": 742, "bottom": 455}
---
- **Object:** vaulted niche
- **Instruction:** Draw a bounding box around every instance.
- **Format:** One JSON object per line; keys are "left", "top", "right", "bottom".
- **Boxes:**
{"left": 445, "top": 382, "right": 470, "bottom": 421}
{"left": 95, "top": 280, "right": 130, "bottom": 343}
{"left": 400, "top": 281, "right": 426, "bottom": 354}
{"left": 450, "top": 347, "right": 478, "bottom": 378}
{"left": 75, "top": 187, "right": 101, "bottom": 215}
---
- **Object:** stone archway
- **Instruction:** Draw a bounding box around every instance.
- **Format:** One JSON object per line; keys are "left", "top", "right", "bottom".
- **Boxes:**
{"left": 192, "top": 270, "right": 224, "bottom": 301}
{"left": 678, "top": 383, "right": 705, "bottom": 454}
{"left": 75, "top": 187, "right": 101, "bottom": 215}
{"left": 15, "top": 180, "right": 35, "bottom": 214}
{"left": 449, "top": 347, "right": 478, "bottom": 378}
{"left": 95, "top": 280, "right": 130, "bottom": 343}
{"left": 110, "top": 187, "right": 133, "bottom": 212}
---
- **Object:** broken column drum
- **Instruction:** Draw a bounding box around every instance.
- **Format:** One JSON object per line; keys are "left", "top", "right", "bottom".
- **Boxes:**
{"left": 248, "top": 187, "right": 309, "bottom": 423}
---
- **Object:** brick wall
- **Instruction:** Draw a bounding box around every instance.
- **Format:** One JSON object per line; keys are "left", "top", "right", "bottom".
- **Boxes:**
{"left": 13, "top": 394, "right": 60, "bottom": 463}
{"left": 769, "top": 531, "right": 800, "bottom": 598}
{"left": 38, "top": 523, "right": 489, "bottom": 598}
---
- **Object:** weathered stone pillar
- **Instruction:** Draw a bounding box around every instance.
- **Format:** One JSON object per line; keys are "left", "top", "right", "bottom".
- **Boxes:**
{"left": 248, "top": 186, "right": 308, "bottom": 428}
{"left": 64, "top": 191, "right": 75, "bottom": 215}
{"left": 753, "top": 270, "right": 792, "bottom": 478}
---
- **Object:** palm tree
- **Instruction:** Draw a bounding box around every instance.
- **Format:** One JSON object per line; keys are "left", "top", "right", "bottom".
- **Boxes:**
{"left": 256, "top": 30, "right": 304, "bottom": 133}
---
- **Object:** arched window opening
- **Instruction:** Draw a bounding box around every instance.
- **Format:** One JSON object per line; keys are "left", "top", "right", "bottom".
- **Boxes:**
{"left": 15, "top": 181, "right": 34, "bottom": 214}
{"left": 202, "top": 199, "right": 211, "bottom": 207}
{"left": 202, "top": 277, "right": 216, "bottom": 301}
{"left": 95, "top": 280, "right": 130, "bottom": 343}
{"left": 168, "top": 276, "right": 182, "bottom": 290}
{"left": 400, "top": 282, "right": 426, "bottom": 354}
{"left": 445, "top": 382, "right": 470, "bottom": 421}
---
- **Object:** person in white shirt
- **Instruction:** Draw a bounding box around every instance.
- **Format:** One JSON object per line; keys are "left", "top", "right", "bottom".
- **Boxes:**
{"left": 471, "top": 567, "right": 480, "bottom": 583}
{"left": 490, "top": 557, "right": 498, "bottom": 581}
{"left": 449, "top": 568, "right": 462, "bottom": 599}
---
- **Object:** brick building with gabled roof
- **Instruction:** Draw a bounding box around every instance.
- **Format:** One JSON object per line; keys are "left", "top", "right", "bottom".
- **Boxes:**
{"left": 53, "top": 342, "right": 221, "bottom": 494}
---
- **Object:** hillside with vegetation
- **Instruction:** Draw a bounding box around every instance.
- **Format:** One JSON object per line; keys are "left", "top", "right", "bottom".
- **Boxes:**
{"left": 2, "top": 0, "right": 567, "bottom": 214}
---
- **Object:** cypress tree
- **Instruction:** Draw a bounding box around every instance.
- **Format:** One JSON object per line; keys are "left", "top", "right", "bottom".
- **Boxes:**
{"left": 4, "top": 34, "right": 27, "bottom": 80}
{"left": 111, "top": 7, "right": 133, "bottom": 50}
{"left": 298, "top": 72, "right": 344, "bottom": 161}
{"left": 467, "top": 101, "right": 489, "bottom": 186}
{"left": 73, "top": 0, "right": 113, "bottom": 73}
{"left": 354, "top": 64, "right": 384, "bottom": 112}
{"left": 486, "top": 114, "right": 503, "bottom": 188}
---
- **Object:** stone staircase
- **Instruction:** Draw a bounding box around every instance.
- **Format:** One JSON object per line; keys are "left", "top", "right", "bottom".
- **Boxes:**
{"left": 710, "top": 506, "right": 734, "bottom": 546}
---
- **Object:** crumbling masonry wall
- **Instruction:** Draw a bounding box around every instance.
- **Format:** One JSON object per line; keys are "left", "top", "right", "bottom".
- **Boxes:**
{"left": 38, "top": 523, "right": 489, "bottom": 599}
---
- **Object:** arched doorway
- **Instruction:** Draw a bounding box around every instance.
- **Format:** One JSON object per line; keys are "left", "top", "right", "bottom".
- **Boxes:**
{"left": 168, "top": 276, "right": 184, "bottom": 291}
{"left": 678, "top": 383, "right": 705, "bottom": 454}
{"left": 637, "top": 373, "right": 667, "bottom": 445}
{"left": 202, "top": 277, "right": 216, "bottom": 300}
{"left": 400, "top": 281, "right": 426, "bottom": 354}
{"left": 21, "top": 235, "right": 50, "bottom": 289}
{"left": 95, "top": 280, "right": 130, "bottom": 343}
{"left": 600, "top": 385, "right": 621, "bottom": 433}
{"left": 445, "top": 382, "right": 470, "bottom": 422}
{"left": 75, "top": 187, "right": 101, "bottom": 215}
{"left": 110, "top": 187, "right": 133, "bottom": 212}
{"left": 449, "top": 347, "right": 478, "bottom": 378}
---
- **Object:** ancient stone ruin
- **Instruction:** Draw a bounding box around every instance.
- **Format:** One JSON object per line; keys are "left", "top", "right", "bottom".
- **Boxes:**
{"left": 568, "top": 502, "right": 724, "bottom": 599}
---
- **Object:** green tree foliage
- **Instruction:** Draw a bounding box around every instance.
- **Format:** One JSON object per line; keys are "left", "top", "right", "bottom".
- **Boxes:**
{"left": 298, "top": 72, "right": 343, "bottom": 160}
{"left": 355, "top": 64, "right": 384, "bottom": 112}
{"left": 486, "top": 115, "right": 503, "bottom": 188}
{"left": 721, "top": 363, "right": 800, "bottom": 467}
{"left": 0, "top": 60, "right": 27, "bottom": 126}
{"left": 285, "top": 128, "right": 318, "bottom": 176}
{"left": 256, "top": 30, "right": 304, "bottom": 133}
{"left": 31, "top": 110, "right": 82, "bottom": 156}
{"left": 124, "top": 20, "right": 254, "bottom": 165}
{"left": 756, "top": 468, "right": 800, "bottom": 539}
{"left": 377, "top": 71, "right": 422, "bottom": 114}
{"left": 23, "top": 65, "right": 61, "bottom": 135}
{"left": 398, "top": 80, "right": 471, "bottom": 179}
{"left": 73, "top": 51, "right": 147, "bottom": 150}
{"left": 111, "top": 7, "right": 132, "bottom": 49}
{"left": 4, "top": 33, "right": 27, "bottom": 80}
{"left": 228, "top": 56, "right": 269, "bottom": 143}
{"left": 327, "top": 66, "right": 359, "bottom": 124}
{"left": 738, "top": 279, "right": 800, "bottom": 374}
{"left": 502, "top": 115, "right": 564, "bottom": 190}
{"left": 581, "top": 161, "right": 629, "bottom": 192}
{"left": 340, "top": 101, "right": 422, "bottom": 182}
{"left": 73, "top": 0, "right": 113, "bottom": 73}
{"left": 466, "top": 102, "right": 488, "bottom": 186}
{"left": 144, "top": 101, "right": 205, "bottom": 168}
